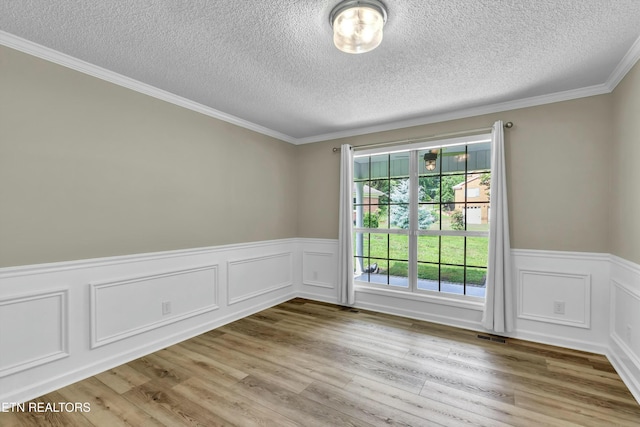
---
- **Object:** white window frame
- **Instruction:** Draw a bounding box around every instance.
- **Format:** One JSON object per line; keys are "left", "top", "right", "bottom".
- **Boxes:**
{"left": 352, "top": 133, "right": 491, "bottom": 303}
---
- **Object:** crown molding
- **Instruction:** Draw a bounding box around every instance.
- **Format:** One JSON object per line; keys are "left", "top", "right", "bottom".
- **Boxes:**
{"left": 2, "top": 30, "right": 639, "bottom": 146}
{"left": 0, "top": 31, "right": 297, "bottom": 144}
{"left": 293, "top": 83, "right": 611, "bottom": 144}
{"left": 605, "top": 34, "right": 640, "bottom": 91}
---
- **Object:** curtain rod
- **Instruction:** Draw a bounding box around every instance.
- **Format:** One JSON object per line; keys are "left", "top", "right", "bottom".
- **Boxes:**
{"left": 331, "top": 121, "right": 513, "bottom": 152}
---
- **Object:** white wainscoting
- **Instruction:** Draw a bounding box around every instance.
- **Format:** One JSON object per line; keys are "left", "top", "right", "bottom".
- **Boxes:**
{"left": 511, "top": 250, "right": 609, "bottom": 354}
{"left": 297, "top": 240, "right": 612, "bottom": 353}
{"left": 609, "top": 256, "right": 640, "bottom": 403}
{"left": 90, "top": 265, "right": 219, "bottom": 348}
{"left": 2, "top": 238, "right": 639, "bottom": 405}
{"left": 298, "top": 239, "right": 339, "bottom": 303}
{"left": 0, "top": 239, "right": 297, "bottom": 405}
{"left": 517, "top": 269, "right": 591, "bottom": 328}
{"left": 227, "top": 252, "right": 292, "bottom": 305}
{"left": 0, "top": 289, "right": 68, "bottom": 378}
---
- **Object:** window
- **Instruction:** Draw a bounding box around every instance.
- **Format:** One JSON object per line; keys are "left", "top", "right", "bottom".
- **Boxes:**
{"left": 467, "top": 188, "right": 480, "bottom": 198}
{"left": 352, "top": 136, "right": 491, "bottom": 298}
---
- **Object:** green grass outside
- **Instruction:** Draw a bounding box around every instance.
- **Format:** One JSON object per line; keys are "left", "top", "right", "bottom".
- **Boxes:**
{"left": 355, "top": 233, "right": 488, "bottom": 285}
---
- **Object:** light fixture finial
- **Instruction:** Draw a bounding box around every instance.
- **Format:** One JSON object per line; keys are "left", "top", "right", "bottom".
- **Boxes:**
{"left": 330, "top": 0, "right": 388, "bottom": 54}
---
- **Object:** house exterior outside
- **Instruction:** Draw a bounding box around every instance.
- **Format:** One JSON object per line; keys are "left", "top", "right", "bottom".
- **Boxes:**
{"left": 353, "top": 183, "right": 384, "bottom": 216}
{"left": 453, "top": 174, "right": 490, "bottom": 224}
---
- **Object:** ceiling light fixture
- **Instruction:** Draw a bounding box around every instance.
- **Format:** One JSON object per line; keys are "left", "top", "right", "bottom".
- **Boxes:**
{"left": 330, "top": 0, "right": 388, "bottom": 54}
{"left": 424, "top": 152, "right": 438, "bottom": 171}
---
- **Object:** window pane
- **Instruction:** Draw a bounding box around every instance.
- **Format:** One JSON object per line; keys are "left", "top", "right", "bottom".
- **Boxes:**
{"left": 417, "top": 263, "right": 439, "bottom": 291}
{"left": 370, "top": 154, "right": 389, "bottom": 180}
{"left": 368, "top": 233, "right": 388, "bottom": 260}
{"left": 389, "top": 234, "right": 409, "bottom": 288}
{"left": 441, "top": 146, "right": 466, "bottom": 174}
{"left": 465, "top": 266, "right": 486, "bottom": 286}
{"left": 389, "top": 234, "right": 409, "bottom": 260}
{"left": 466, "top": 267, "right": 487, "bottom": 297}
{"left": 440, "top": 265, "right": 465, "bottom": 295}
{"left": 354, "top": 233, "right": 409, "bottom": 288}
{"left": 388, "top": 260, "right": 409, "bottom": 288}
{"left": 361, "top": 179, "right": 389, "bottom": 230}
{"left": 354, "top": 258, "right": 386, "bottom": 283}
{"left": 419, "top": 176, "right": 440, "bottom": 202}
{"left": 466, "top": 237, "right": 488, "bottom": 268}
{"left": 369, "top": 179, "right": 390, "bottom": 204}
{"left": 466, "top": 201, "right": 490, "bottom": 232}
{"left": 417, "top": 235, "right": 439, "bottom": 263}
{"left": 440, "top": 175, "right": 465, "bottom": 203}
{"left": 355, "top": 180, "right": 388, "bottom": 230}
{"left": 441, "top": 236, "right": 464, "bottom": 265}
{"left": 389, "top": 179, "right": 410, "bottom": 229}
{"left": 390, "top": 152, "right": 410, "bottom": 178}
{"left": 418, "top": 204, "right": 439, "bottom": 230}
{"left": 354, "top": 157, "right": 370, "bottom": 180}
{"left": 467, "top": 142, "right": 491, "bottom": 172}
{"left": 442, "top": 203, "right": 465, "bottom": 231}
{"left": 354, "top": 232, "right": 383, "bottom": 283}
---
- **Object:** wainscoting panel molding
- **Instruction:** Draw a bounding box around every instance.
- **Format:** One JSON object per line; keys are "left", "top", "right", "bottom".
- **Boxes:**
{"left": 517, "top": 269, "right": 591, "bottom": 328}
{"left": 609, "top": 256, "right": 640, "bottom": 403}
{"left": 302, "top": 251, "right": 336, "bottom": 289}
{"left": 0, "top": 239, "right": 297, "bottom": 405}
{"left": 611, "top": 280, "right": 640, "bottom": 365}
{"left": 227, "top": 252, "right": 293, "bottom": 305}
{"left": 2, "top": 240, "right": 639, "bottom": 405}
{"left": 0, "top": 289, "right": 68, "bottom": 377}
{"left": 510, "top": 250, "right": 610, "bottom": 355}
{"left": 90, "top": 265, "right": 219, "bottom": 348}
{"left": 298, "top": 239, "right": 340, "bottom": 303}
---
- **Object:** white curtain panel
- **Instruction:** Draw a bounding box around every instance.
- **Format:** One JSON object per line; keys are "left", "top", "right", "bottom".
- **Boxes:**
{"left": 482, "top": 121, "right": 514, "bottom": 333}
{"left": 338, "top": 144, "right": 355, "bottom": 305}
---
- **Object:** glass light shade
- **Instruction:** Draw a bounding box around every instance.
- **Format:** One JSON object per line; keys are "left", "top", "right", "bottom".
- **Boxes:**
{"left": 332, "top": 4, "right": 386, "bottom": 54}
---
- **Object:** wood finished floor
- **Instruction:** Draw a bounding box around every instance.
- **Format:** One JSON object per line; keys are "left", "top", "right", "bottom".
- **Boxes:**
{"left": 3, "top": 298, "right": 639, "bottom": 426}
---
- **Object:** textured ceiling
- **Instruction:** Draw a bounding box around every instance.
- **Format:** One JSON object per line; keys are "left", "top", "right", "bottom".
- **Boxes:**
{"left": 1, "top": 1, "right": 640, "bottom": 143}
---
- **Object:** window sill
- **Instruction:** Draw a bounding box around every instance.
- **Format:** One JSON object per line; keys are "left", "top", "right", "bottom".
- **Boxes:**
{"left": 354, "top": 281, "right": 485, "bottom": 311}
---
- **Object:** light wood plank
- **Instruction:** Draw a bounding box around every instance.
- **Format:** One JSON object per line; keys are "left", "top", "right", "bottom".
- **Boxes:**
{"left": 173, "top": 376, "right": 299, "bottom": 427}
{"left": 7, "top": 297, "right": 638, "bottom": 426}
{"left": 94, "top": 364, "right": 152, "bottom": 394}
{"left": 230, "top": 375, "right": 373, "bottom": 427}
{"left": 56, "top": 376, "right": 163, "bottom": 426}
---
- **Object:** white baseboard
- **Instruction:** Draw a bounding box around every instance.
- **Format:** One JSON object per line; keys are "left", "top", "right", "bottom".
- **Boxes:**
{"left": 297, "top": 291, "right": 339, "bottom": 305}
{"left": 353, "top": 300, "right": 484, "bottom": 332}
{"left": 510, "top": 329, "right": 608, "bottom": 355}
{"left": 608, "top": 339, "right": 640, "bottom": 404}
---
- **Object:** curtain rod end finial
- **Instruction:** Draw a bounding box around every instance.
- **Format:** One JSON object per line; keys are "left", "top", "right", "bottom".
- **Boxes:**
{"left": 504, "top": 122, "right": 513, "bottom": 128}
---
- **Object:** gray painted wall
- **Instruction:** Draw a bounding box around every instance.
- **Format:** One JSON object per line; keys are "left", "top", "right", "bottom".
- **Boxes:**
{"left": 0, "top": 46, "right": 298, "bottom": 267}
{"left": 2, "top": 45, "right": 638, "bottom": 267}
{"left": 297, "top": 95, "right": 614, "bottom": 255}
{"left": 612, "top": 61, "right": 640, "bottom": 265}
